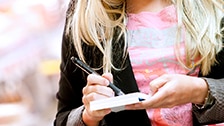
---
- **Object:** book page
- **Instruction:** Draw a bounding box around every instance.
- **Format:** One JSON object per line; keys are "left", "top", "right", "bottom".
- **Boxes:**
{"left": 90, "top": 92, "right": 150, "bottom": 112}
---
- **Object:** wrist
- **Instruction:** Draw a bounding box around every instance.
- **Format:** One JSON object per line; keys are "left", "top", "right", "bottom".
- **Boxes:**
{"left": 194, "top": 78, "right": 215, "bottom": 109}
{"left": 82, "top": 109, "right": 100, "bottom": 126}
{"left": 192, "top": 78, "right": 209, "bottom": 104}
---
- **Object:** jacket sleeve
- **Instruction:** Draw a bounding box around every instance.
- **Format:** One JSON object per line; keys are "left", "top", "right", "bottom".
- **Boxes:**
{"left": 193, "top": 78, "right": 224, "bottom": 124}
{"left": 193, "top": 17, "right": 224, "bottom": 125}
{"left": 66, "top": 106, "right": 86, "bottom": 126}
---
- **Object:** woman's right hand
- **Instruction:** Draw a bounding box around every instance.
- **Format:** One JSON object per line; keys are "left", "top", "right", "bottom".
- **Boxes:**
{"left": 82, "top": 73, "right": 114, "bottom": 126}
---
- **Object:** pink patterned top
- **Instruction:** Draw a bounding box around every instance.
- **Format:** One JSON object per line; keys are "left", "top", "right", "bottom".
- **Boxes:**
{"left": 127, "top": 5, "right": 198, "bottom": 126}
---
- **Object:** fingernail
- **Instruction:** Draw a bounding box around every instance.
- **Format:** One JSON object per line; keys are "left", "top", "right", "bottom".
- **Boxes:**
{"left": 105, "top": 80, "right": 109, "bottom": 86}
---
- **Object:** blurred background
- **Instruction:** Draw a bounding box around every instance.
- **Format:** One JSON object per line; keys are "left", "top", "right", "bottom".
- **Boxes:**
{"left": 0, "top": 0, "right": 69, "bottom": 125}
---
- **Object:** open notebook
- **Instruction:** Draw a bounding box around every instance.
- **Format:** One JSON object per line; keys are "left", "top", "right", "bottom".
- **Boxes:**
{"left": 90, "top": 92, "right": 150, "bottom": 112}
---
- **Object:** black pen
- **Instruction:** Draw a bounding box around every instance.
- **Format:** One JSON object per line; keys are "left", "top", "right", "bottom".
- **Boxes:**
{"left": 71, "top": 56, "right": 125, "bottom": 96}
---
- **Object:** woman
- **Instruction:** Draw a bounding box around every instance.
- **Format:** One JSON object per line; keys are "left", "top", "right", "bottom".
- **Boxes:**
{"left": 54, "top": 0, "right": 224, "bottom": 126}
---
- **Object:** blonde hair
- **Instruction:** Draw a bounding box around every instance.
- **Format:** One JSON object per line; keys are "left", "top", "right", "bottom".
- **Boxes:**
{"left": 67, "top": 0, "right": 224, "bottom": 75}
{"left": 174, "top": 0, "right": 224, "bottom": 75}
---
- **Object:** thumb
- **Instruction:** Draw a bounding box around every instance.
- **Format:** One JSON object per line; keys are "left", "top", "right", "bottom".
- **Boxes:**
{"left": 102, "top": 73, "right": 113, "bottom": 82}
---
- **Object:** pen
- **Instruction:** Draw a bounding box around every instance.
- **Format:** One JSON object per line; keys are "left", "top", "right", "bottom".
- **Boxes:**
{"left": 71, "top": 56, "right": 125, "bottom": 96}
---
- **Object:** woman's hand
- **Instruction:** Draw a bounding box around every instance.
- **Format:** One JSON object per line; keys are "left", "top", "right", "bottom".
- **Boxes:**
{"left": 126, "top": 74, "right": 208, "bottom": 110}
{"left": 82, "top": 73, "right": 114, "bottom": 126}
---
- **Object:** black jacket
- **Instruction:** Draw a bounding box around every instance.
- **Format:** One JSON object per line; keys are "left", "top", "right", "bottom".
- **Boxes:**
{"left": 54, "top": 1, "right": 224, "bottom": 125}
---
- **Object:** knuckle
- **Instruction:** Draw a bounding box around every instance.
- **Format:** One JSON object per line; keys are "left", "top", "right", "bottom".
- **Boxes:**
{"left": 88, "top": 92, "right": 97, "bottom": 101}
{"left": 92, "top": 85, "right": 100, "bottom": 92}
{"left": 82, "top": 95, "right": 87, "bottom": 104}
{"left": 161, "top": 74, "right": 169, "bottom": 79}
{"left": 82, "top": 87, "right": 85, "bottom": 94}
{"left": 87, "top": 74, "right": 94, "bottom": 83}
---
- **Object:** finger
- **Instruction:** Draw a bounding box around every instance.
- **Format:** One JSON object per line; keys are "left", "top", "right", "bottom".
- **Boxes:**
{"left": 82, "top": 93, "right": 107, "bottom": 107}
{"left": 84, "top": 99, "right": 112, "bottom": 120}
{"left": 126, "top": 94, "right": 164, "bottom": 110}
{"left": 82, "top": 85, "right": 114, "bottom": 97}
{"left": 125, "top": 102, "right": 144, "bottom": 110}
{"left": 126, "top": 88, "right": 171, "bottom": 110}
{"left": 125, "top": 94, "right": 162, "bottom": 110}
{"left": 87, "top": 74, "right": 109, "bottom": 86}
{"left": 83, "top": 92, "right": 114, "bottom": 105}
{"left": 82, "top": 95, "right": 88, "bottom": 105}
{"left": 102, "top": 73, "right": 113, "bottom": 82}
{"left": 142, "top": 93, "right": 166, "bottom": 108}
{"left": 149, "top": 75, "right": 168, "bottom": 93}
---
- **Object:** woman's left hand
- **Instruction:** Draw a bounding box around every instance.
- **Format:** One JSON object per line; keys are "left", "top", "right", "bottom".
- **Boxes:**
{"left": 126, "top": 74, "right": 208, "bottom": 110}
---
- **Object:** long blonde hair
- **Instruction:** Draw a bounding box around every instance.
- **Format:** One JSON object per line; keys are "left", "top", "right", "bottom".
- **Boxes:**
{"left": 67, "top": 0, "right": 224, "bottom": 75}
